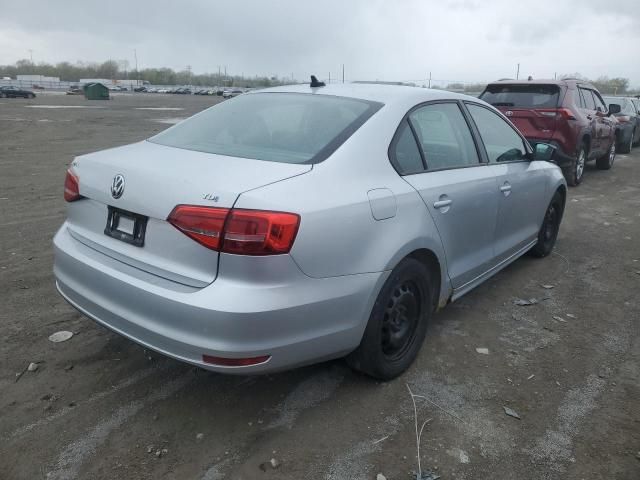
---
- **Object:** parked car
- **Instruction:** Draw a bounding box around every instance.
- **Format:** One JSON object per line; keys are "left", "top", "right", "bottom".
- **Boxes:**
{"left": 134, "top": 86, "right": 147, "bottom": 93}
{"left": 66, "top": 86, "right": 83, "bottom": 95}
{"left": 0, "top": 86, "right": 36, "bottom": 98}
{"left": 54, "top": 83, "right": 566, "bottom": 380}
{"left": 480, "top": 79, "right": 617, "bottom": 186}
{"left": 223, "top": 89, "right": 244, "bottom": 98}
{"left": 602, "top": 96, "right": 640, "bottom": 153}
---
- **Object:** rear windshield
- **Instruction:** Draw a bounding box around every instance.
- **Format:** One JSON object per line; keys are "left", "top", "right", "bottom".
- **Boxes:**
{"left": 480, "top": 85, "right": 560, "bottom": 108}
{"left": 149, "top": 92, "right": 382, "bottom": 164}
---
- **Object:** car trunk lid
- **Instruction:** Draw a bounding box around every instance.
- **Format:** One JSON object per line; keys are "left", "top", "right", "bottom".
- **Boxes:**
{"left": 66, "top": 141, "right": 311, "bottom": 287}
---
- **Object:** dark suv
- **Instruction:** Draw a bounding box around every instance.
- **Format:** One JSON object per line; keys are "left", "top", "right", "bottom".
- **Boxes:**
{"left": 480, "top": 79, "right": 618, "bottom": 186}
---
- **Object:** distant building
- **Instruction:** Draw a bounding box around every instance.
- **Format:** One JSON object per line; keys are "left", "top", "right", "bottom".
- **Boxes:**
{"left": 80, "top": 78, "right": 142, "bottom": 87}
{"left": 17, "top": 74, "right": 60, "bottom": 82}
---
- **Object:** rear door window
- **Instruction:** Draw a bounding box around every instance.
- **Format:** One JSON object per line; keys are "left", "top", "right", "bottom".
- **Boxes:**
{"left": 593, "top": 92, "right": 607, "bottom": 113}
{"left": 480, "top": 85, "right": 560, "bottom": 108}
{"left": 466, "top": 103, "right": 528, "bottom": 163}
{"left": 408, "top": 103, "right": 480, "bottom": 170}
{"left": 576, "top": 89, "right": 586, "bottom": 108}
{"left": 580, "top": 88, "right": 596, "bottom": 110}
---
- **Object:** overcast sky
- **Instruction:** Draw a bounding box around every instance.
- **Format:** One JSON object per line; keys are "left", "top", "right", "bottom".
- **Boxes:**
{"left": 1, "top": 0, "right": 639, "bottom": 86}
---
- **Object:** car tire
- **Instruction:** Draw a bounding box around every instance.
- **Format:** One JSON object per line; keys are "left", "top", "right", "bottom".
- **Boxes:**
{"left": 530, "top": 191, "right": 563, "bottom": 258}
{"left": 596, "top": 140, "right": 617, "bottom": 169}
{"left": 563, "top": 144, "right": 586, "bottom": 186}
{"left": 617, "top": 131, "right": 632, "bottom": 154}
{"left": 346, "top": 258, "right": 433, "bottom": 380}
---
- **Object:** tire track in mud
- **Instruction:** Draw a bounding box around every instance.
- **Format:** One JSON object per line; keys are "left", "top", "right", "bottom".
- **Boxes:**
{"left": 46, "top": 375, "right": 193, "bottom": 480}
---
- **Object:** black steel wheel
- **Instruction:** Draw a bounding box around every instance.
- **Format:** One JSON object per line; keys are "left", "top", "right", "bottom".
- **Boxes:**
{"left": 347, "top": 258, "right": 433, "bottom": 380}
{"left": 530, "top": 191, "right": 563, "bottom": 258}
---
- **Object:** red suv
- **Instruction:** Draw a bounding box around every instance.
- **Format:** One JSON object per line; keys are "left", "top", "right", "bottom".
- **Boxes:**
{"left": 480, "top": 79, "right": 619, "bottom": 186}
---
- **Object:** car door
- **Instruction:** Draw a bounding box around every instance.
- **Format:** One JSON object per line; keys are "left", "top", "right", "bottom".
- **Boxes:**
{"left": 394, "top": 101, "right": 500, "bottom": 288}
{"left": 465, "top": 103, "right": 548, "bottom": 263}
{"left": 577, "top": 87, "right": 601, "bottom": 155}
{"left": 592, "top": 91, "right": 615, "bottom": 151}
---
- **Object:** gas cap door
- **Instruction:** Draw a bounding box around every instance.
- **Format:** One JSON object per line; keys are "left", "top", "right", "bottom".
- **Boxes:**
{"left": 367, "top": 188, "right": 397, "bottom": 221}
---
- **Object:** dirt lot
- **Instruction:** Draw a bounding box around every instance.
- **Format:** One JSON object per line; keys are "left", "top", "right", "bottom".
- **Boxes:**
{"left": 1, "top": 92, "right": 639, "bottom": 480}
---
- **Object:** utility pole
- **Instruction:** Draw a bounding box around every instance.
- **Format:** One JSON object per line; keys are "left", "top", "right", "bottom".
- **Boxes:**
{"left": 328, "top": 72, "right": 331, "bottom": 84}
{"left": 224, "top": 65, "right": 227, "bottom": 86}
{"left": 28, "top": 49, "right": 33, "bottom": 64}
{"left": 342, "top": 64, "right": 345, "bottom": 83}
{"left": 516, "top": 63, "right": 520, "bottom": 80}
{"left": 428, "top": 72, "right": 432, "bottom": 88}
{"left": 134, "top": 49, "right": 139, "bottom": 86}
{"left": 554, "top": 72, "right": 557, "bottom": 80}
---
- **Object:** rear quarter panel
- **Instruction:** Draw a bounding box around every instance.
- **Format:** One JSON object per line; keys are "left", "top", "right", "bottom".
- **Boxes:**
{"left": 233, "top": 101, "right": 451, "bottom": 304}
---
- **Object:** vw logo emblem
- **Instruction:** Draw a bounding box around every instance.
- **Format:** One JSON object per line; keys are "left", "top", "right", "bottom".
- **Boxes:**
{"left": 505, "top": 110, "right": 514, "bottom": 117}
{"left": 111, "top": 174, "right": 125, "bottom": 199}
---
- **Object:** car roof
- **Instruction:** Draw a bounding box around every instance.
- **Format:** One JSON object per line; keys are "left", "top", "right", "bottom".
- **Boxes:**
{"left": 485, "top": 78, "right": 598, "bottom": 89}
{"left": 252, "top": 82, "right": 477, "bottom": 105}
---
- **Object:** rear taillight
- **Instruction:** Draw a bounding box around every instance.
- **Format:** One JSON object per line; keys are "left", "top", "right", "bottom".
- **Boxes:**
{"left": 557, "top": 108, "right": 576, "bottom": 120}
{"left": 616, "top": 115, "right": 631, "bottom": 123}
{"left": 223, "top": 209, "right": 300, "bottom": 255}
{"left": 167, "top": 205, "right": 300, "bottom": 255}
{"left": 536, "top": 108, "right": 575, "bottom": 120}
{"left": 167, "top": 205, "right": 228, "bottom": 250}
{"left": 64, "top": 169, "right": 81, "bottom": 202}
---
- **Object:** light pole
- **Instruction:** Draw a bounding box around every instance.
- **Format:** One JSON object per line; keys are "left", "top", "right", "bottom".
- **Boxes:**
{"left": 134, "top": 49, "right": 139, "bottom": 86}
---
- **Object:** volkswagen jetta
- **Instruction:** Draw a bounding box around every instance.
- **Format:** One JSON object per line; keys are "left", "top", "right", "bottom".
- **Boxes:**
{"left": 54, "top": 82, "right": 566, "bottom": 379}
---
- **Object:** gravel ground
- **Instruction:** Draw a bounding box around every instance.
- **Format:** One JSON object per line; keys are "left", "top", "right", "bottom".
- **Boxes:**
{"left": 1, "top": 93, "right": 639, "bottom": 480}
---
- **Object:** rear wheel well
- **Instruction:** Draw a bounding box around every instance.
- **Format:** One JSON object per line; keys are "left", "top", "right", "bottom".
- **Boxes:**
{"left": 406, "top": 249, "right": 441, "bottom": 312}
{"left": 581, "top": 135, "right": 590, "bottom": 153}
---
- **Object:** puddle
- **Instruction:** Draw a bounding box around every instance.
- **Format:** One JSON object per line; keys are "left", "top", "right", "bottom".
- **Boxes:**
{"left": 24, "top": 105, "right": 106, "bottom": 109}
{"left": 152, "top": 117, "right": 186, "bottom": 124}
{"left": 136, "top": 107, "right": 184, "bottom": 111}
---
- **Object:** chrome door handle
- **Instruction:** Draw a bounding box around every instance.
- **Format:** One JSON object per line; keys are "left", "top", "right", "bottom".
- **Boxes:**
{"left": 433, "top": 199, "right": 452, "bottom": 209}
{"left": 500, "top": 185, "right": 512, "bottom": 192}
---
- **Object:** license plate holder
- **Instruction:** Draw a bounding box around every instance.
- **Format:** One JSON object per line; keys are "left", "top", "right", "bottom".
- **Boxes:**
{"left": 104, "top": 206, "right": 148, "bottom": 247}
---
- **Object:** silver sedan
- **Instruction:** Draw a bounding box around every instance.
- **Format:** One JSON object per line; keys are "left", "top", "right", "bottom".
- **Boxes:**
{"left": 54, "top": 81, "right": 566, "bottom": 379}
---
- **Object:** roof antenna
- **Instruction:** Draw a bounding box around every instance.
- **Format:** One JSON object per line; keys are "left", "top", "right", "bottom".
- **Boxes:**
{"left": 310, "top": 75, "right": 325, "bottom": 88}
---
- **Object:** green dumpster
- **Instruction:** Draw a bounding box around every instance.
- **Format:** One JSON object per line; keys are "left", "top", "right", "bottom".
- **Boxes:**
{"left": 83, "top": 82, "right": 110, "bottom": 100}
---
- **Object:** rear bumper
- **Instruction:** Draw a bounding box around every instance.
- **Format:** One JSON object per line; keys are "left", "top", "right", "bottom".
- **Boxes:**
{"left": 54, "top": 224, "right": 388, "bottom": 373}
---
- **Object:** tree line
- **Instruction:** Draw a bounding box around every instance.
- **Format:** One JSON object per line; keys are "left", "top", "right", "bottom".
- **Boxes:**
{"left": 0, "top": 59, "right": 289, "bottom": 88}
{"left": 1, "top": 59, "right": 637, "bottom": 94}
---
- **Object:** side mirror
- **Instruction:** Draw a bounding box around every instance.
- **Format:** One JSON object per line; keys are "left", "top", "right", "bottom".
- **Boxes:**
{"left": 608, "top": 103, "right": 621, "bottom": 115}
{"left": 532, "top": 142, "right": 557, "bottom": 162}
